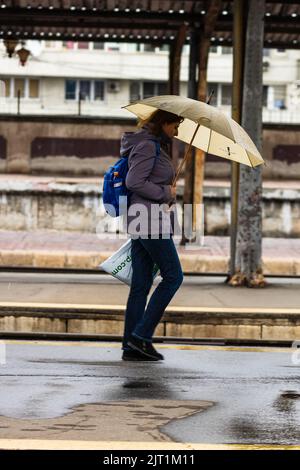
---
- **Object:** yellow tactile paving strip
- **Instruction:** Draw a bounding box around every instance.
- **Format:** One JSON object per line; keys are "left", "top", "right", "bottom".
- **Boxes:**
{"left": 1, "top": 301, "right": 300, "bottom": 315}
{"left": 0, "top": 439, "right": 299, "bottom": 451}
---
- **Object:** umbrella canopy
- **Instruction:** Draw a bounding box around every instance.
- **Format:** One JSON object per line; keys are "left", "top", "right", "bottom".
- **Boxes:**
{"left": 123, "top": 95, "right": 265, "bottom": 168}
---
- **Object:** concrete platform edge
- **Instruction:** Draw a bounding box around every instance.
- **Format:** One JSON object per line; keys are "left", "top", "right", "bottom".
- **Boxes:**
{"left": 0, "top": 249, "right": 298, "bottom": 275}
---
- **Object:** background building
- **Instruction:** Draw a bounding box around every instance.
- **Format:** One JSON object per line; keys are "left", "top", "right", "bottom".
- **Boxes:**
{"left": 0, "top": 39, "right": 299, "bottom": 181}
{"left": 0, "top": 40, "right": 299, "bottom": 123}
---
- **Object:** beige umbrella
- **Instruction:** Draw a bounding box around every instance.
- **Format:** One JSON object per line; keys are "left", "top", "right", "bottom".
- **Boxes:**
{"left": 122, "top": 94, "right": 265, "bottom": 185}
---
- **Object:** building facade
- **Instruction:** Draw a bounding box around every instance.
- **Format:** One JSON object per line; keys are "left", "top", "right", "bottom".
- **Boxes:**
{"left": 0, "top": 40, "right": 299, "bottom": 123}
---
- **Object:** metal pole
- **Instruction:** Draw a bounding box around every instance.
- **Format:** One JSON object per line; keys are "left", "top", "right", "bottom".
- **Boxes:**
{"left": 78, "top": 91, "right": 82, "bottom": 116}
{"left": 188, "top": 29, "right": 198, "bottom": 233}
{"left": 168, "top": 43, "right": 174, "bottom": 95}
{"left": 17, "top": 89, "right": 20, "bottom": 115}
{"left": 181, "top": 30, "right": 198, "bottom": 245}
{"left": 230, "top": 0, "right": 245, "bottom": 277}
{"left": 188, "top": 30, "right": 198, "bottom": 101}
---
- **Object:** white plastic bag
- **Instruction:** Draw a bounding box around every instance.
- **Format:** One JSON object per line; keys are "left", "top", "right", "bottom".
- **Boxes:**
{"left": 99, "top": 239, "right": 160, "bottom": 286}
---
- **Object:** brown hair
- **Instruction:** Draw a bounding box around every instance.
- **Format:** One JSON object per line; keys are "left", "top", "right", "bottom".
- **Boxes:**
{"left": 137, "top": 109, "right": 184, "bottom": 136}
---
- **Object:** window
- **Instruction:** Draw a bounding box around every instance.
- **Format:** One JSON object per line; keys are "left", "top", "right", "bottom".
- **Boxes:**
{"left": 143, "top": 81, "right": 167, "bottom": 99}
{"left": 130, "top": 81, "right": 141, "bottom": 101}
{"left": 0, "top": 78, "right": 10, "bottom": 97}
{"left": 63, "top": 42, "right": 93, "bottom": 50}
{"left": 143, "top": 82, "right": 155, "bottom": 98}
{"left": 45, "top": 41, "right": 57, "bottom": 48}
{"left": 63, "top": 41, "right": 75, "bottom": 49}
{"left": 274, "top": 85, "right": 286, "bottom": 109}
{"left": 129, "top": 81, "right": 168, "bottom": 100}
{"left": 94, "top": 81, "right": 104, "bottom": 100}
{"left": 221, "top": 84, "right": 232, "bottom": 105}
{"left": 14, "top": 79, "right": 25, "bottom": 98}
{"left": 210, "top": 46, "right": 218, "bottom": 53}
{"left": 78, "top": 42, "right": 89, "bottom": 49}
{"left": 106, "top": 43, "right": 120, "bottom": 51}
{"left": 157, "top": 82, "right": 168, "bottom": 95}
{"left": 160, "top": 44, "right": 169, "bottom": 52}
{"left": 29, "top": 79, "right": 39, "bottom": 98}
{"left": 65, "top": 79, "right": 105, "bottom": 101}
{"left": 0, "top": 78, "right": 39, "bottom": 99}
{"left": 144, "top": 44, "right": 156, "bottom": 52}
{"left": 262, "top": 85, "right": 268, "bottom": 107}
{"left": 141, "top": 43, "right": 169, "bottom": 53}
{"left": 221, "top": 47, "right": 232, "bottom": 55}
{"left": 79, "top": 80, "right": 91, "bottom": 100}
{"left": 125, "top": 43, "right": 138, "bottom": 52}
{"left": 65, "top": 80, "right": 77, "bottom": 100}
{"left": 93, "top": 42, "right": 105, "bottom": 50}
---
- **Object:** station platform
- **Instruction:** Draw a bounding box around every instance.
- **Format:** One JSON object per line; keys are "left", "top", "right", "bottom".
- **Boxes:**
{"left": 0, "top": 339, "right": 299, "bottom": 450}
{"left": 0, "top": 175, "right": 300, "bottom": 343}
{"left": 1, "top": 229, "right": 300, "bottom": 276}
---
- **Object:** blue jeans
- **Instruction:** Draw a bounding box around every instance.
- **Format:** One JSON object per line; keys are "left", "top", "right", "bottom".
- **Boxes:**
{"left": 122, "top": 235, "right": 184, "bottom": 350}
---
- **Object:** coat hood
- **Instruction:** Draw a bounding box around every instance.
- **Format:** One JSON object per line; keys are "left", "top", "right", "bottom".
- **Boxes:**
{"left": 120, "top": 124, "right": 171, "bottom": 156}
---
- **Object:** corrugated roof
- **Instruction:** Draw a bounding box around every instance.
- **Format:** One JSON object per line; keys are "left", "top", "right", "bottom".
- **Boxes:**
{"left": 0, "top": 1, "right": 299, "bottom": 48}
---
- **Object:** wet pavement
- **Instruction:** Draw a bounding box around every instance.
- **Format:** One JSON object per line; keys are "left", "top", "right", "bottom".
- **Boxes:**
{"left": 0, "top": 340, "right": 299, "bottom": 447}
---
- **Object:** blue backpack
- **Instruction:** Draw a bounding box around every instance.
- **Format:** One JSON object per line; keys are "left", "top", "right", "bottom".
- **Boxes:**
{"left": 102, "top": 140, "right": 160, "bottom": 217}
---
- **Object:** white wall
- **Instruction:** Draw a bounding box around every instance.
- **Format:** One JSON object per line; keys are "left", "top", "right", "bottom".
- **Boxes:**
{"left": 0, "top": 41, "right": 299, "bottom": 122}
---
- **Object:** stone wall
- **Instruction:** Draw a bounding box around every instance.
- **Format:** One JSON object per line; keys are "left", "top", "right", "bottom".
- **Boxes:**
{"left": 1, "top": 177, "right": 300, "bottom": 237}
{"left": 0, "top": 116, "right": 134, "bottom": 175}
{"left": 0, "top": 116, "right": 299, "bottom": 179}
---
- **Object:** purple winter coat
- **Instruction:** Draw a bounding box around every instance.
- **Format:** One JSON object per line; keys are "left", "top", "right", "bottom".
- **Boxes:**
{"left": 120, "top": 125, "right": 179, "bottom": 237}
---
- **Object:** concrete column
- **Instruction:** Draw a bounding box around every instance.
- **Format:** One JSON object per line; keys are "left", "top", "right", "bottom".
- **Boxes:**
{"left": 168, "top": 24, "right": 187, "bottom": 171}
{"left": 228, "top": 0, "right": 247, "bottom": 279}
{"left": 235, "top": 0, "right": 266, "bottom": 287}
{"left": 5, "top": 122, "right": 31, "bottom": 173}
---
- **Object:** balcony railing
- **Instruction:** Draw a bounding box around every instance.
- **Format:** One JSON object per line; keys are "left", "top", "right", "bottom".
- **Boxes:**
{"left": 0, "top": 98, "right": 299, "bottom": 124}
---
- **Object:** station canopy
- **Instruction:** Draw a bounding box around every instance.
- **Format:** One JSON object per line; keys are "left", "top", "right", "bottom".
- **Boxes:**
{"left": 0, "top": 0, "right": 299, "bottom": 49}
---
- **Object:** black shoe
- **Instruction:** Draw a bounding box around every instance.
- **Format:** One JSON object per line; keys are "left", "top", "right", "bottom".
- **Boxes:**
{"left": 127, "top": 336, "right": 164, "bottom": 361}
{"left": 122, "top": 349, "right": 159, "bottom": 362}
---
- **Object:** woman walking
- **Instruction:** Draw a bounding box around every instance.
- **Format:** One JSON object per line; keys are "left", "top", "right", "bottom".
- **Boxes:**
{"left": 120, "top": 110, "right": 184, "bottom": 361}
